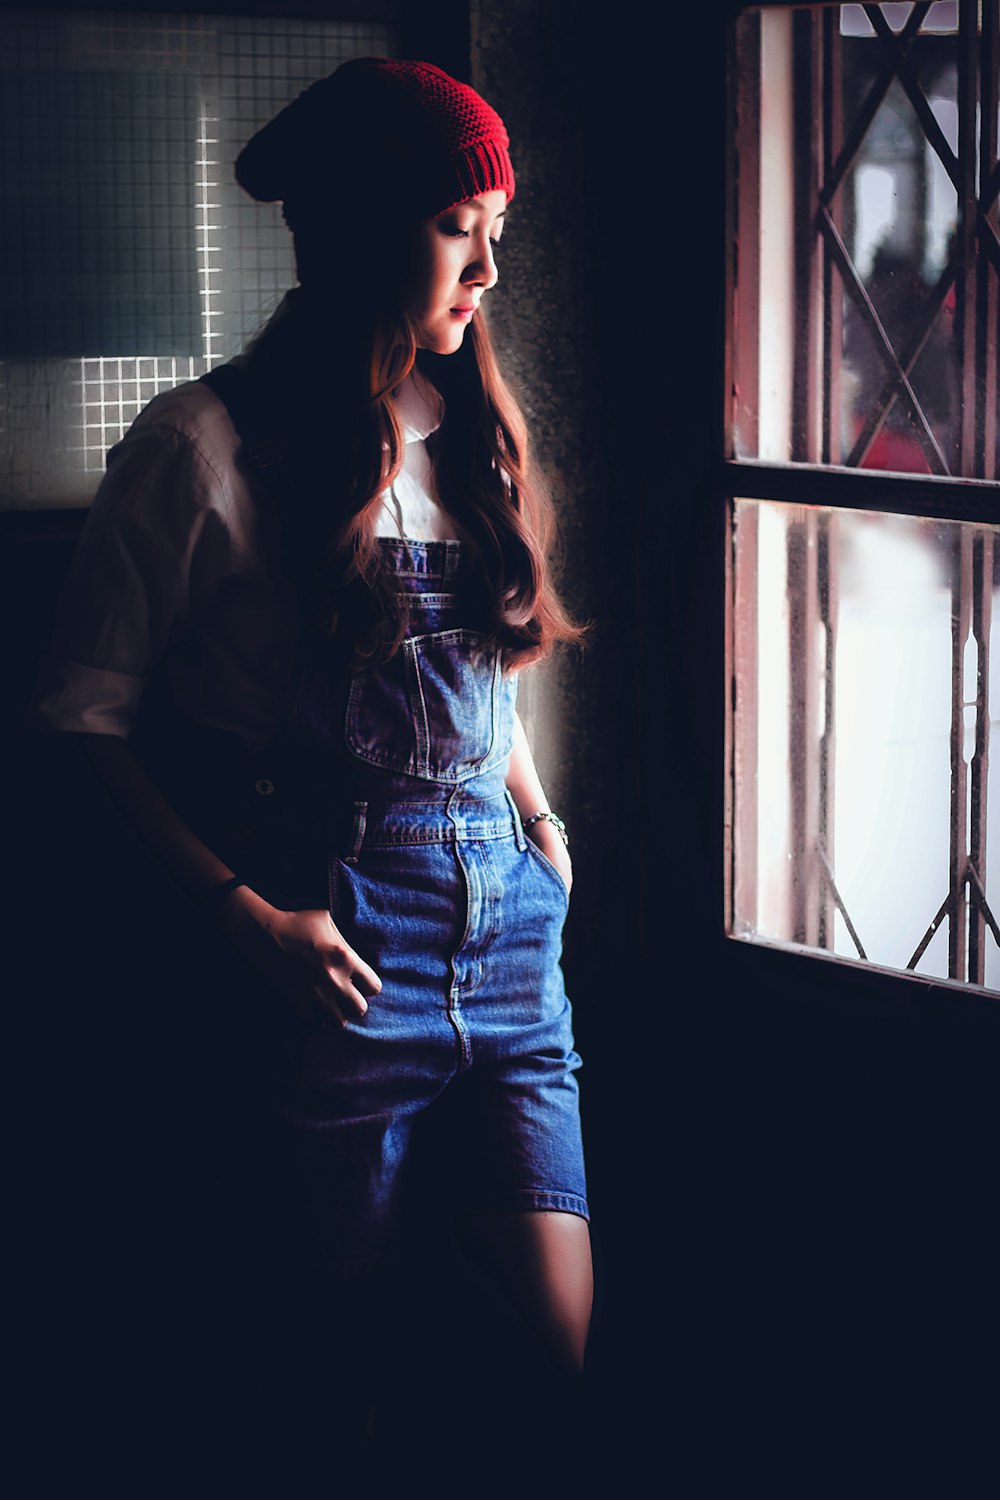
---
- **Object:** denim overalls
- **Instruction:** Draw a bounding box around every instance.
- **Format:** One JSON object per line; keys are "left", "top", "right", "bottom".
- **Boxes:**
{"left": 169, "top": 522, "right": 587, "bottom": 1296}
{"left": 244, "top": 535, "right": 588, "bottom": 1272}
{"left": 186, "top": 367, "right": 587, "bottom": 1271}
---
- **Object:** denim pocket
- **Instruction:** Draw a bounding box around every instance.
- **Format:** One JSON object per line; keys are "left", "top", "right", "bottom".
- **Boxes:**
{"left": 525, "top": 836, "right": 571, "bottom": 912}
{"left": 344, "top": 628, "right": 517, "bottom": 782}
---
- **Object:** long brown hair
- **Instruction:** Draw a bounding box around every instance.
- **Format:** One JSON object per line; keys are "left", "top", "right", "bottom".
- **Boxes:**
{"left": 241, "top": 242, "right": 584, "bottom": 673}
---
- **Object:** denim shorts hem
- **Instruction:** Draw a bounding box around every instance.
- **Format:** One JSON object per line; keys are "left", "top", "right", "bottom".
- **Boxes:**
{"left": 460, "top": 1190, "right": 590, "bottom": 1223}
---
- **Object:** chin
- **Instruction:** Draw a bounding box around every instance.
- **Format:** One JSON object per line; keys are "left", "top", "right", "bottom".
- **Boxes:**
{"left": 418, "top": 325, "right": 468, "bottom": 356}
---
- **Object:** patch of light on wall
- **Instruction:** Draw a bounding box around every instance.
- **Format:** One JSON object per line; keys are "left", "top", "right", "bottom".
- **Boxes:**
{"left": 79, "top": 103, "right": 220, "bottom": 471}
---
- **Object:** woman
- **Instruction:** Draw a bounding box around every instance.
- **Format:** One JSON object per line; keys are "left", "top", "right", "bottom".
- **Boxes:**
{"left": 33, "top": 56, "right": 591, "bottom": 1450}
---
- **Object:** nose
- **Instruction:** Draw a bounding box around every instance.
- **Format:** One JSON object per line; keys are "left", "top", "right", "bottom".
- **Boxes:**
{"left": 463, "top": 233, "right": 499, "bottom": 291}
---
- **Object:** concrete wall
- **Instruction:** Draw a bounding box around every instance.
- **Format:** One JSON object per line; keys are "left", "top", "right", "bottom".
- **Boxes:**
{"left": 469, "top": 0, "right": 612, "bottom": 830}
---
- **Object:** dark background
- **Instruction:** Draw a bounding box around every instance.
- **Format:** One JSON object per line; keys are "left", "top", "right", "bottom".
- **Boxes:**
{"left": 5, "top": 0, "right": 997, "bottom": 1490}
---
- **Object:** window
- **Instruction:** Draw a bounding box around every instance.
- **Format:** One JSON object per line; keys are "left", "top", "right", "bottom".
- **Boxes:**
{"left": 726, "top": 0, "right": 999, "bottom": 992}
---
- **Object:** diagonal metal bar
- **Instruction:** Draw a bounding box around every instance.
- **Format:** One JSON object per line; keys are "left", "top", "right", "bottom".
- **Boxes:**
{"left": 847, "top": 256, "right": 959, "bottom": 468}
{"left": 816, "top": 843, "right": 868, "bottom": 960}
{"left": 820, "top": 64, "right": 897, "bottom": 206}
{"left": 894, "top": 57, "right": 961, "bottom": 193}
{"left": 861, "top": 0, "right": 933, "bottom": 33}
{"left": 967, "top": 861, "right": 1000, "bottom": 950}
{"left": 868, "top": 4, "right": 961, "bottom": 192}
{"left": 818, "top": 204, "right": 951, "bottom": 472}
{"left": 821, "top": 3, "right": 927, "bottom": 206}
{"left": 907, "top": 888, "right": 954, "bottom": 971}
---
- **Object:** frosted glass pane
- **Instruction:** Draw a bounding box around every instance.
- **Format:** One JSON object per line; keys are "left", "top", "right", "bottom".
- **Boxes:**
{"left": 732, "top": 498, "right": 999, "bottom": 993}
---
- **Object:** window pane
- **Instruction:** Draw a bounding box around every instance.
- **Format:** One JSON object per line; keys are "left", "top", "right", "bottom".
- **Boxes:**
{"left": 730, "top": 3, "right": 999, "bottom": 480}
{"left": 731, "top": 498, "right": 999, "bottom": 993}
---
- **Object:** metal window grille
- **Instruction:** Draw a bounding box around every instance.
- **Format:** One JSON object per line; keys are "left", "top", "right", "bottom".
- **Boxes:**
{"left": 727, "top": 0, "right": 999, "bottom": 992}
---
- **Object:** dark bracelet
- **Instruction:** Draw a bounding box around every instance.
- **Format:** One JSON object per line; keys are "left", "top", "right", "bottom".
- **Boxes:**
{"left": 201, "top": 875, "right": 247, "bottom": 908}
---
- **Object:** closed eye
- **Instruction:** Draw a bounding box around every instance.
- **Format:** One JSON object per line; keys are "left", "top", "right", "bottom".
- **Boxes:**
{"left": 439, "top": 227, "right": 504, "bottom": 244}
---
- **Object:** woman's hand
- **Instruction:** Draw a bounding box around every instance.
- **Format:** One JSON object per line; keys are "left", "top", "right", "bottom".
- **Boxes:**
{"left": 69, "top": 735, "right": 380, "bottom": 1024}
{"left": 217, "top": 885, "right": 382, "bottom": 1027}
{"left": 527, "top": 820, "right": 573, "bottom": 896}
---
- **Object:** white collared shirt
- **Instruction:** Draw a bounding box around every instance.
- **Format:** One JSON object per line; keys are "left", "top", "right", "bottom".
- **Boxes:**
{"left": 377, "top": 364, "right": 460, "bottom": 541}
{"left": 31, "top": 364, "right": 460, "bottom": 743}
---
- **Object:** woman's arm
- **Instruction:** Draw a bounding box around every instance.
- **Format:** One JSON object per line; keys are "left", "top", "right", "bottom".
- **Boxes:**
{"left": 77, "top": 733, "right": 380, "bottom": 1025}
{"left": 505, "top": 711, "right": 572, "bottom": 894}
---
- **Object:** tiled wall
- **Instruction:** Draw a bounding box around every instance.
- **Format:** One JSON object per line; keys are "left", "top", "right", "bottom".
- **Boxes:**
{"left": 0, "top": 8, "right": 396, "bottom": 505}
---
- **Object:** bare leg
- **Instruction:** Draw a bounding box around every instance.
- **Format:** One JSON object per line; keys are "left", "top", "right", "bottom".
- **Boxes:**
{"left": 458, "top": 1209, "right": 594, "bottom": 1376}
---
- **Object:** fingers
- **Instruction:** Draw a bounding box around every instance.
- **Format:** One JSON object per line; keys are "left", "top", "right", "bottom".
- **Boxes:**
{"left": 245, "top": 907, "right": 383, "bottom": 1029}
{"left": 297, "top": 968, "right": 368, "bottom": 1029}
{"left": 316, "top": 937, "right": 382, "bottom": 1027}
{"left": 350, "top": 952, "right": 383, "bottom": 1002}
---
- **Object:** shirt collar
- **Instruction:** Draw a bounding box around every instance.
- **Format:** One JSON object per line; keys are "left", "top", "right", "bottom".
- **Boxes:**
{"left": 395, "top": 366, "right": 445, "bottom": 443}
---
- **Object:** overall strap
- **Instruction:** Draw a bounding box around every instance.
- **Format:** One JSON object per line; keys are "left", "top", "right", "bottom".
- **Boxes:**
{"left": 199, "top": 364, "right": 288, "bottom": 480}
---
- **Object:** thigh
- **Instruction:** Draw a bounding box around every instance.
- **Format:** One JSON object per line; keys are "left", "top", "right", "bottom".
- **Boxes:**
{"left": 458, "top": 1209, "right": 594, "bottom": 1376}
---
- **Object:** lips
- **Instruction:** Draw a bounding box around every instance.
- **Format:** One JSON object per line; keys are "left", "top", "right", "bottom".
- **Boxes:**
{"left": 450, "top": 305, "right": 476, "bottom": 318}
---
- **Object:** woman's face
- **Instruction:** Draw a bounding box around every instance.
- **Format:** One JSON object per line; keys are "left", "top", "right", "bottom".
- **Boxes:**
{"left": 406, "top": 189, "right": 507, "bottom": 354}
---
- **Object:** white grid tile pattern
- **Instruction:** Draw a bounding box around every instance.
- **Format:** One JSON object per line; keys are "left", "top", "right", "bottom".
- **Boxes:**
{"left": 0, "top": 9, "right": 396, "bottom": 505}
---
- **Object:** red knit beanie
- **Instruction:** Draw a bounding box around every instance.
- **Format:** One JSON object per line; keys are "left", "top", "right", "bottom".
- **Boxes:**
{"left": 235, "top": 57, "right": 515, "bottom": 229}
